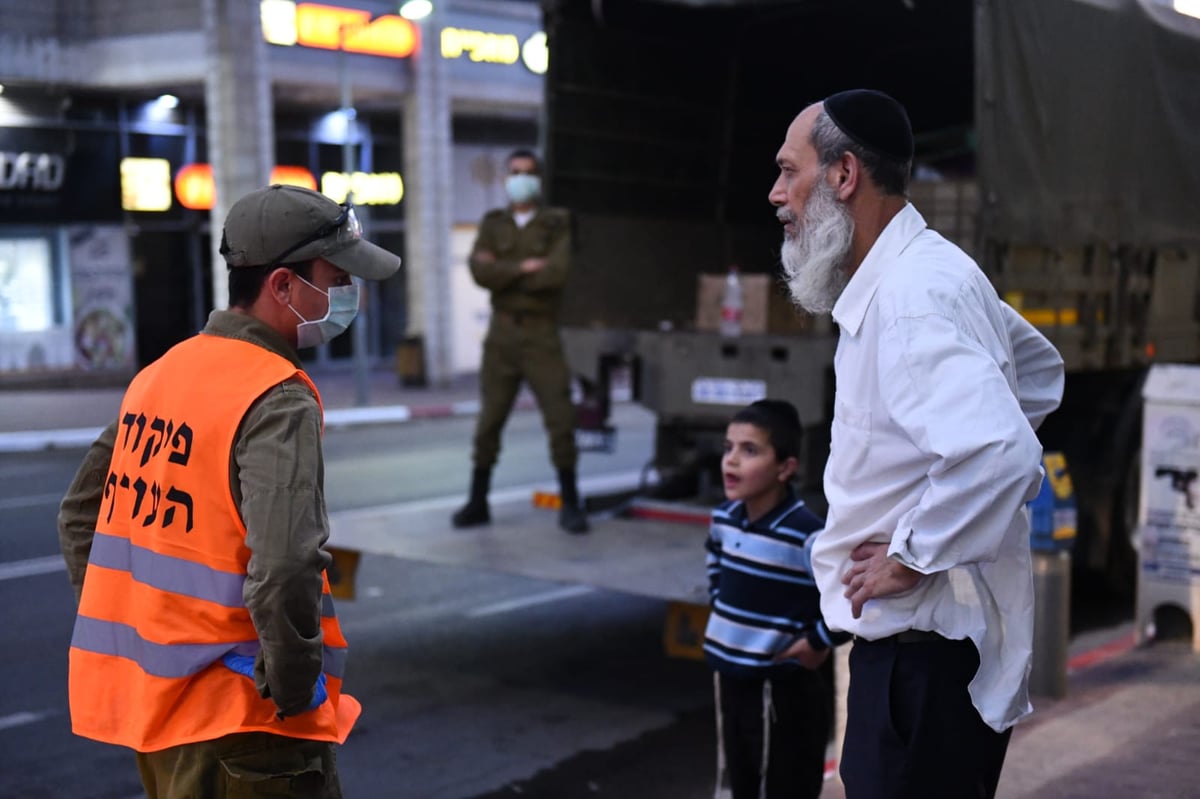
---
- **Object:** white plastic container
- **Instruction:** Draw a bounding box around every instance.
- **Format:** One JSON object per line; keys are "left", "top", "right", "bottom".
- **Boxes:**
{"left": 719, "top": 265, "right": 743, "bottom": 338}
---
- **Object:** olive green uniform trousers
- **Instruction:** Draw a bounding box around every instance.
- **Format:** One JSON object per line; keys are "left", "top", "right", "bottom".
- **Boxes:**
{"left": 135, "top": 732, "right": 341, "bottom": 798}
{"left": 473, "top": 311, "right": 578, "bottom": 471}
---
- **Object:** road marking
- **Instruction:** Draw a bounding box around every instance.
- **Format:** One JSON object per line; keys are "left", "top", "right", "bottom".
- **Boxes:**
{"left": 322, "top": 405, "right": 412, "bottom": 428}
{"left": 0, "top": 427, "right": 104, "bottom": 453}
{"left": 338, "top": 596, "right": 483, "bottom": 634}
{"left": 0, "top": 710, "right": 54, "bottom": 732}
{"left": 0, "top": 555, "right": 66, "bottom": 582}
{"left": 0, "top": 492, "right": 64, "bottom": 511}
{"left": 467, "top": 585, "right": 595, "bottom": 618}
{"left": 330, "top": 469, "right": 654, "bottom": 521}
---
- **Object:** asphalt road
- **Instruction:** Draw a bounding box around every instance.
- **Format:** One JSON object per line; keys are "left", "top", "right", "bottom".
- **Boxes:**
{"left": 2, "top": 404, "right": 727, "bottom": 799}
{"left": 0, "top": 402, "right": 1138, "bottom": 799}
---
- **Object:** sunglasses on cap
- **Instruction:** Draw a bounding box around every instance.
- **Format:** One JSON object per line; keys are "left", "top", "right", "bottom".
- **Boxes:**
{"left": 268, "top": 203, "right": 363, "bottom": 268}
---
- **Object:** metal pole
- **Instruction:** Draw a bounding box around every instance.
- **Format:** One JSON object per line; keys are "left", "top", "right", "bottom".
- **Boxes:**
{"left": 1030, "top": 549, "right": 1071, "bottom": 698}
{"left": 340, "top": 24, "right": 371, "bottom": 407}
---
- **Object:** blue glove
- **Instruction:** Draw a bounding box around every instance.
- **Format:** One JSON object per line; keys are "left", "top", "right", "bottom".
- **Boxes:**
{"left": 222, "top": 653, "right": 327, "bottom": 712}
{"left": 222, "top": 652, "right": 256, "bottom": 679}
{"left": 308, "top": 671, "right": 328, "bottom": 710}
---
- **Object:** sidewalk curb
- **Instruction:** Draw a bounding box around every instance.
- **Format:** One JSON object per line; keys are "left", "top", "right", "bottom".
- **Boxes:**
{"left": 0, "top": 397, "right": 532, "bottom": 453}
{"left": 1066, "top": 629, "right": 1138, "bottom": 672}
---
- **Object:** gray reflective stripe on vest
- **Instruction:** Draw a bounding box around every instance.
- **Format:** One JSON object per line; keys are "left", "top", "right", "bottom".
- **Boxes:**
{"left": 71, "top": 615, "right": 253, "bottom": 678}
{"left": 71, "top": 615, "right": 349, "bottom": 679}
{"left": 90, "top": 533, "right": 341, "bottom": 618}
{"left": 323, "top": 642, "right": 348, "bottom": 678}
{"left": 89, "top": 532, "right": 246, "bottom": 608}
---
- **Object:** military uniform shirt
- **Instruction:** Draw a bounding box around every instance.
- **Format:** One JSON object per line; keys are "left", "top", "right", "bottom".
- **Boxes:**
{"left": 469, "top": 206, "right": 572, "bottom": 318}
{"left": 58, "top": 310, "right": 333, "bottom": 714}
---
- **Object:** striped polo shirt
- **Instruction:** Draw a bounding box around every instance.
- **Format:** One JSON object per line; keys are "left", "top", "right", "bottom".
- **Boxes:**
{"left": 703, "top": 491, "right": 848, "bottom": 678}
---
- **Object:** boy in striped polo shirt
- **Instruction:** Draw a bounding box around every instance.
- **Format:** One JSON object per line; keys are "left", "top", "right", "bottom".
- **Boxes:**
{"left": 704, "top": 399, "right": 848, "bottom": 799}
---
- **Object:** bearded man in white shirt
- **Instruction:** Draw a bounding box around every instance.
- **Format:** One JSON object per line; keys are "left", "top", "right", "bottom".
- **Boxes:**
{"left": 769, "top": 89, "right": 1065, "bottom": 799}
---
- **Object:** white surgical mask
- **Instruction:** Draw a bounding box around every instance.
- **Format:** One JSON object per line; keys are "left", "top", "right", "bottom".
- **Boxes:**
{"left": 289, "top": 274, "right": 360, "bottom": 348}
{"left": 505, "top": 173, "right": 541, "bottom": 204}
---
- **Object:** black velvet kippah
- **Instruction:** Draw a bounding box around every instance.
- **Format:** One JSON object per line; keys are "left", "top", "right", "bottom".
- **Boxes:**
{"left": 823, "top": 89, "right": 914, "bottom": 162}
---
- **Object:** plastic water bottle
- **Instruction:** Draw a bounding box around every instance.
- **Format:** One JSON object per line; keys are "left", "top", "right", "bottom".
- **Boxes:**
{"left": 720, "top": 264, "right": 743, "bottom": 337}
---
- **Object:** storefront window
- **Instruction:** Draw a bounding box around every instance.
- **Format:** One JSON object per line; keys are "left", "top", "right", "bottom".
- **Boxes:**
{"left": 0, "top": 237, "right": 54, "bottom": 332}
{"left": 0, "top": 233, "right": 76, "bottom": 374}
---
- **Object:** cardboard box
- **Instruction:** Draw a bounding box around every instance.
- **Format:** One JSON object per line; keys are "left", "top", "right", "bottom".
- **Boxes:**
{"left": 695, "top": 273, "right": 812, "bottom": 335}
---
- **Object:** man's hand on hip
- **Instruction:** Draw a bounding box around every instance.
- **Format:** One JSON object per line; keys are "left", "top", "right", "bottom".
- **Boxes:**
{"left": 222, "top": 653, "right": 328, "bottom": 715}
{"left": 773, "top": 637, "right": 830, "bottom": 670}
{"left": 842, "top": 541, "right": 923, "bottom": 619}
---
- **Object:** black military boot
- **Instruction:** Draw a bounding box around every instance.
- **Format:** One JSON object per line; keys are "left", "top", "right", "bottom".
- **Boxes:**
{"left": 451, "top": 468, "right": 492, "bottom": 528}
{"left": 557, "top": 468, "right": 590, "bottom": 534}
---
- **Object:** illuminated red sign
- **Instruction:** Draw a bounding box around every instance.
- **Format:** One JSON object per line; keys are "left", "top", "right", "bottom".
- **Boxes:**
{"left": 174, "top": 164, "right": 317, "bottom": 210}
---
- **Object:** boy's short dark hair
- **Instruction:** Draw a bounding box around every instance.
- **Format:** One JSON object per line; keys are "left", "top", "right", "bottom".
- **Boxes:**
{"left": 731, "top": 399, "right": 803, "bottom": 461}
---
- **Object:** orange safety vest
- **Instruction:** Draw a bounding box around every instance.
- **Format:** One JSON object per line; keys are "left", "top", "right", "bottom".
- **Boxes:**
{"left": 68, "top": 333, "right": 360, "bottom": 752}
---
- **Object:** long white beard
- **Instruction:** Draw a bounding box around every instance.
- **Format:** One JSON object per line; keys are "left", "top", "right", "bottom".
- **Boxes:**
{"left": 779, "top": 179, "right": 854, "bottom": 314}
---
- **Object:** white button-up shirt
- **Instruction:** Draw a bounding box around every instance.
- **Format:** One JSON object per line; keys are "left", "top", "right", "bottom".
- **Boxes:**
{"left": 810, "top": 203, "right": 1065, "bottom": 732}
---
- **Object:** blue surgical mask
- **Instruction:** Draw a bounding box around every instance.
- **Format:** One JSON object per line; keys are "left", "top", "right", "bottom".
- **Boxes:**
{"left": 505, "top": 173, "right": 541, "bottom": 204}
{"left": 289, "top": 274, "right": 360, "bottom": 348}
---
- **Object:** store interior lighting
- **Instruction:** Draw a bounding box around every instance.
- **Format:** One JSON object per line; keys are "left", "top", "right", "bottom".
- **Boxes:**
{"left": 399, "top": 0, "right": 433, "bottom": 20}
{"left": 314, "top": 109, "right": 359, "bottom": 145}
{"left": 1175, "top": 0, "right": 1200, "bottom": 20}
{"left": 137, "top": 94, "right": 182, "bottom": 125}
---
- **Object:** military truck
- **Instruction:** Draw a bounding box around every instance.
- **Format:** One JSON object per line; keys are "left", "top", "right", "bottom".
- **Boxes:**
{"left": 544, "top": 0, "right": 1200, "bottom": 594}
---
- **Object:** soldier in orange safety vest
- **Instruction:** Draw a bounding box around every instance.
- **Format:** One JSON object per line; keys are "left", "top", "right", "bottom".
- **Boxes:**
{"left": 57, "top": 185, "right": 400, "bottom": 798}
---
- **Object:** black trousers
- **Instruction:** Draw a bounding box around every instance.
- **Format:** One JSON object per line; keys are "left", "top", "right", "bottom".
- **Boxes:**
{"left": 716, "top": 664, "right": 833, "bottom": 799}
{"left": 841, "top": 636, "right": 1012, "bottom": 799}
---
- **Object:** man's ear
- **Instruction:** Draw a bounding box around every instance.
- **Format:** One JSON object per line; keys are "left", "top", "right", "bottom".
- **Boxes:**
{"left": 833, "top": 151, "right": 862, "bottom": 202}
{"left": 264, "top": 267, "right": 293, "bottom": 307}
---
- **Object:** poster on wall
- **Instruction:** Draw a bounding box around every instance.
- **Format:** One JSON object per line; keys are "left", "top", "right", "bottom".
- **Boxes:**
{"left": 68, "top": 225, "right": 135, "bottom": 372}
